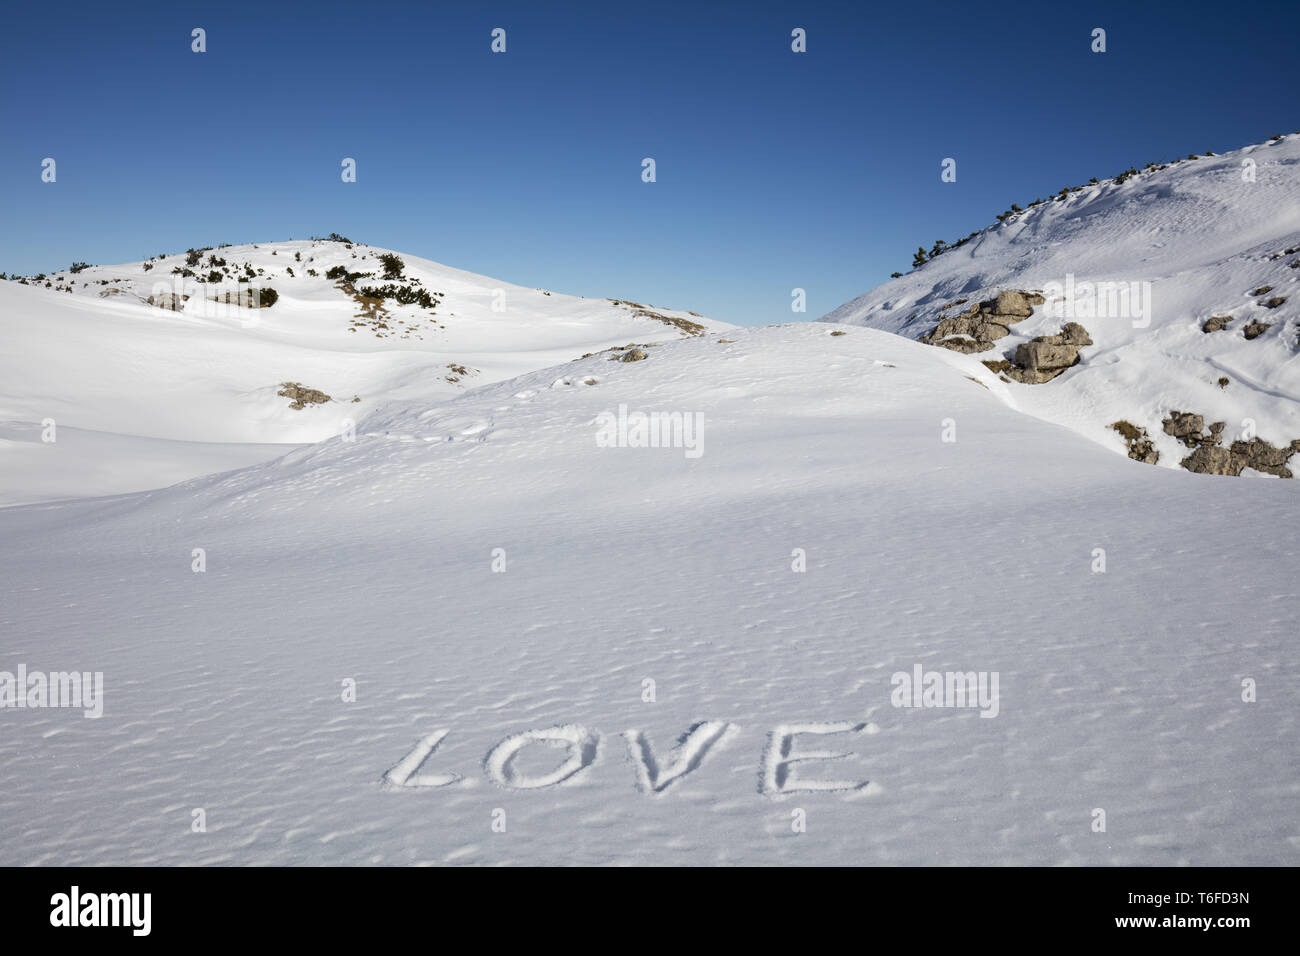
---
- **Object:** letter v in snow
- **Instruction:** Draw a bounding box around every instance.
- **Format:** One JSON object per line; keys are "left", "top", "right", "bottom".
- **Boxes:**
{"left": 624, "top": 721, "right": 737, "bottom": 793}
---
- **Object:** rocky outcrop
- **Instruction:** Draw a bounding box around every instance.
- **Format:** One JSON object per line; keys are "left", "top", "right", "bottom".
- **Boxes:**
{"left": 1201, "top": 314, "right": 1233, "bottom": 333}
{"left": 923, "top": 290, "right": 1091, "bottom": 384}
{"left": 1008, "top": 322, "right": 1093, "bottom": 383}
{"left": 1230, "top": 438, "right": 1300, "bottom": 476}
{"left": 1242, "top": 320, "right": 1272, "bottom": 340}
{"left": 982, "top": 322, "right": 1093, "bottom": 384}
{"left": 1162, "top": 409, "right": 1300, "bottom": 477}
{"left": 277, "top": 382, "right": 331, "bottom": 410}
{"left": 1181, "top": 439, "right": 1300, "bottom": 477}
{"left": 608, "top": 299, "right": 707, "bottom": 336}
{"left": 920, "top": 290, "right": 1045, "bottom": 353}
{"left": 620, "top": 348, "right": 648, "bottom": 363}
{"left": 1162, "top": 411, "right": 1224, "bottom": 445}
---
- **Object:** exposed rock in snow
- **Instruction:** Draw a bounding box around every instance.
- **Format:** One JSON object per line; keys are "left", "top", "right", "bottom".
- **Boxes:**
{"left": 918, "top": 290, "right": 1045, "bottom": 353}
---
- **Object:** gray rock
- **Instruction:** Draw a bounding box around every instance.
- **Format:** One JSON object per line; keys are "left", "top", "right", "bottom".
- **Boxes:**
{"left": 1171, "top": 416, "right": 1298, "bottom": 477}
{"left": 1229, "top": 438, "right": 1297, "bottom": 477}
{"left": 277, "top": 382, "right": 331, "bottom": 410}
{"left": 1181, "top": 444, "right": 1238, "bottom": 476}
{"left": 1014, "top": 341, "right": 1078, "bottom": 372}
{"left": 999, "top": 321, "right": 1094, "bottom": 383}
{"left": 1163, "top": 411, "right": 1205, "bottom": 444}
{"left": 992, "top": 290, "right": 1045, "bottom": 317}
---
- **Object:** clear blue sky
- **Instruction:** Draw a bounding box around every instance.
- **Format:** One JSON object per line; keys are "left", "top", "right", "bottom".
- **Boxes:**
{"left": 1, "top": 0, "right": 1296, "bottom": 326}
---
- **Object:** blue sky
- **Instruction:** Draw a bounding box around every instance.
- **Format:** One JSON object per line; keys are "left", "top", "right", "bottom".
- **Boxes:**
{"left": 1, "top": 0, "right": 1297, "bottom": 326}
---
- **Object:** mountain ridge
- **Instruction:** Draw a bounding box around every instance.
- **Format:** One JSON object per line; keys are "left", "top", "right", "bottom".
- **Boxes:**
{"left": 819, "top": 133, "right": 1300, "bottom": 475}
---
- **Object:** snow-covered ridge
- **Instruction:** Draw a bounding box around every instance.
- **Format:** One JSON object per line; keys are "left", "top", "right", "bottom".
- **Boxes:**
{"left": 0, "top": 238, "right": 733, "bottom": 505}
{"left": 2, "top": 322, "right": 1296, "bottom": 865}
{"left": 819, "top": 134, "right": 1300, "bottom": 475}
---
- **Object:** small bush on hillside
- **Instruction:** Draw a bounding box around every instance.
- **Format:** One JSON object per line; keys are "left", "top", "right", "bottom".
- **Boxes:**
{"left": 378, "top": 253, "right": 405, "bottom": 279}
{"left": 69, "top": 261, "right": 91, "bottom": 273}
{"left": 358, "top": 283, "right": 437, "bottom": 309}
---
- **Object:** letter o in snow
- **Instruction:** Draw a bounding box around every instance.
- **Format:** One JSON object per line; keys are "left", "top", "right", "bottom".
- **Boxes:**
{"left": 485, "top": 725, "right": 598, "bottom": 789}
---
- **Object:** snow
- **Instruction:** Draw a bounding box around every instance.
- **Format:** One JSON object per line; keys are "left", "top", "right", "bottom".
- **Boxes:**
{"left": 2, "top": 141, "right": 1297, "bottom": 865}
{"left": 0, "top": 239, "right": 728, "bottom": 506}
{"left": 1, "top": 317, "right": 1296, "bottom": 865}
{"left": 819, "top": 134, "right": 1300, "bottom": 471}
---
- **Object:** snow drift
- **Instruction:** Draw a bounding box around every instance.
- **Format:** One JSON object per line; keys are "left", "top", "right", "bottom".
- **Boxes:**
{"left": 1, "top": 324, "right": 1295, "bottom": 865}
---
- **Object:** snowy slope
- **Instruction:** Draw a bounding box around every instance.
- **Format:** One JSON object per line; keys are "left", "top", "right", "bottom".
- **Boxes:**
{"left": 0, "top": 324, "right": 1295, "bottom": 865}
{"left": 0, "top": 239, "right": 729, "bottom": 505}
{"left": 819, "top": 134, "right": 1300, "bottom": 473}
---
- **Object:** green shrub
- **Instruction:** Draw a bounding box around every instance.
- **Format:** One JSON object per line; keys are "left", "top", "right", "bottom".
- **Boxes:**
{"left": 358, "top": 283, "right": 437, "bottom": 309}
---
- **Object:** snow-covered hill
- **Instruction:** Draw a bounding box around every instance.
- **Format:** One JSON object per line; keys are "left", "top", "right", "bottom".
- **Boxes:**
{"left": 0, "top": 324, "right": 1295, "bottom": 865}
{"left": 820, "top": 134, "right": 1300, "bottom": 477}
{"left": 0, "top": 238, "right": 730, "bottom": 505}
{"left": 3, "top": 150, "right": 1298, "bottom": 866}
